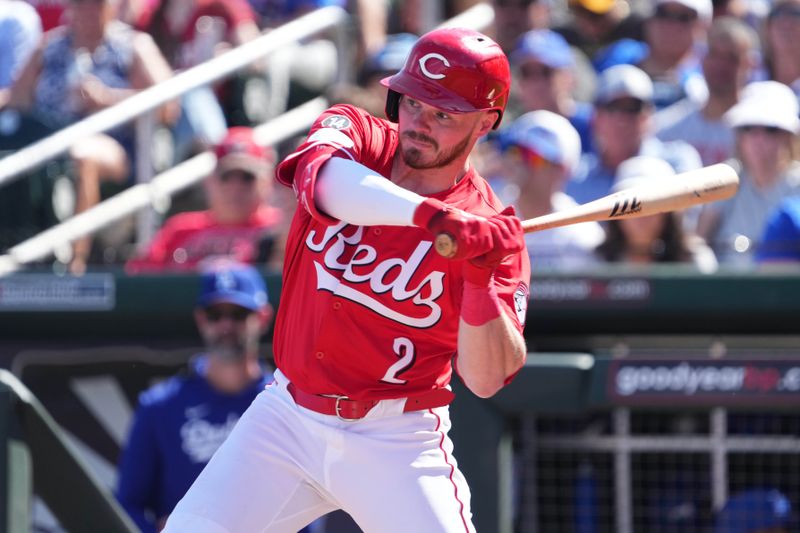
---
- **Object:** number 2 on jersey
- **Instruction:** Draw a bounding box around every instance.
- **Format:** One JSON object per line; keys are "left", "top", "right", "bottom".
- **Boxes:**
{"left": 380, "top": 337, "right": 416, "bottom": 385}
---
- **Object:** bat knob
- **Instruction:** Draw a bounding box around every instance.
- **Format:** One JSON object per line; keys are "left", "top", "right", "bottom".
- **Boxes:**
{"left": 434, "top": 233, "right": 457, "bottom": 258}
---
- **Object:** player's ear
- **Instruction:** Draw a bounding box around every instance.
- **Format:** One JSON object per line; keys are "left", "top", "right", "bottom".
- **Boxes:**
{"left": 476, "top": 111, "right": 497, "bottom": 137}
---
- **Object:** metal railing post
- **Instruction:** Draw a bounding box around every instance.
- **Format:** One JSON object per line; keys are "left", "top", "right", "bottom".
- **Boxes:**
{"left": 614, "top": 408, "right": 633, "bottom": 533}
{"left": 711, "top": 408, "right": 728, "bottom": 511}
{"left": 134, "top": 111, "right": 158, "bottom": 247}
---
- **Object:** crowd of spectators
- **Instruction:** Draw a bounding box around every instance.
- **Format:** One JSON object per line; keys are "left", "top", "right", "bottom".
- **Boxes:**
{"left": 0, "top": 0, "right": 800, "bottom": 273}
{"left": 3, "top": 1, "right": 800, "bottom": 532}
{"left": 2, "top": 0, "right": 800, "bottom": 273}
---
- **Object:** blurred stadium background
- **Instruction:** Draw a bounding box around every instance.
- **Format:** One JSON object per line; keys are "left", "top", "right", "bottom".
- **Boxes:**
{"left": 0, "top": 3, "right": 799, "bottom": 533}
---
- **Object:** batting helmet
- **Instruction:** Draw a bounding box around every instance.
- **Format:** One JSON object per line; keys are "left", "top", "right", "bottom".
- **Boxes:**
{"left": 380, "top": 28, "right": 511, "bottom": 130}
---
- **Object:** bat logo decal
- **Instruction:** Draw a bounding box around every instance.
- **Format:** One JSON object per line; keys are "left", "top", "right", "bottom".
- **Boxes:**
{"left": 610, "top": 196, "right": 643, "bottom": 217}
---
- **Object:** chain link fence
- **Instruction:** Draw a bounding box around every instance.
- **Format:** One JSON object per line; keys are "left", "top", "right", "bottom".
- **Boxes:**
{"left": 515, "top": 409, "right": 800, "bottom": 532}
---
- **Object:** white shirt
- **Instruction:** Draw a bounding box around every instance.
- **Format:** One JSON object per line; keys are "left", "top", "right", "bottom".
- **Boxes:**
{"left": 521, "top": 192, "right": 605, "bottom": 273}
{"left": 707, "top": 161, "right": 800, "bottom": 267}
{"left": 655, "top": 101, "right": 735, "bottom": 167}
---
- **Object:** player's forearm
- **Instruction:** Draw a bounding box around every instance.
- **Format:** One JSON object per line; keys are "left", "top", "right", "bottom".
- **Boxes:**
{"left": 456, "top": 315, "right": 526, "bottom": 398}
{"left": 315, "top": 157, "right": 425, "bottom": 226}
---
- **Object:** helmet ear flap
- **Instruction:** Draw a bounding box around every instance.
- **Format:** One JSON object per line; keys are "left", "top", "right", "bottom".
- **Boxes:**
{"left": 385, "top": 89, "right": 401, "bottom": 123}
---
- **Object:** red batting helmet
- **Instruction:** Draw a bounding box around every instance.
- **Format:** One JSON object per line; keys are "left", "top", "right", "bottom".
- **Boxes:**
{"left": 380, "top": 28, "right": 511, "bottom": 130}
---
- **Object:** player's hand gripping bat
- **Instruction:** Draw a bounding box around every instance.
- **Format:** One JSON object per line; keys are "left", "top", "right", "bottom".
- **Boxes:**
{"left": 433, "top": 163, "right": 740, "bottom": 258}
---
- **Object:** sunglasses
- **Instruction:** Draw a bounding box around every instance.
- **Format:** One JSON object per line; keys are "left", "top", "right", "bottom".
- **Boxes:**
{"left": 739, "top": 125, "right": 786, "bottom": 135}
{"left": 205, "top": 306, "right": 252, "bottom": 322}
{"left": 519, "top": 64, "right": 555, "bottom": 80}
{"left": 598, "top": 99, "right": 647, "bottom": 115}
{"left": 218, "top": 170, "right": 257, "bottom": 184}
{"left": 653, "top": 6, "right": 698, "bottom": 23}
{"left": 508, "top": 146, "right": 556, "bottom": 169}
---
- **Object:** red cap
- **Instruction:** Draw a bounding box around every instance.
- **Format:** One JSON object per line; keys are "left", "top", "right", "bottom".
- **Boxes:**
{"left": 214, "top": 127, "right": 275, "bottom": 176}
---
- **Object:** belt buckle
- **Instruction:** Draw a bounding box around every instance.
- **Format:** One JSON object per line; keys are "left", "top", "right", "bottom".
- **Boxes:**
{"left": 333, "top": 395, "right": 359, "bottom": 422}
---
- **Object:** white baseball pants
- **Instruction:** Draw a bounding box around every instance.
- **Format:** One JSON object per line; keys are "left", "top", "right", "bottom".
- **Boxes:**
{"left": 162, "top": 370, "right": 475, "bottom": 533}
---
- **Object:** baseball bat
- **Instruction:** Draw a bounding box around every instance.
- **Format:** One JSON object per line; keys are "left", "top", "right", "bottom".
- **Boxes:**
{"left": 434, "top": 163, "right": 740, "bottom": 258}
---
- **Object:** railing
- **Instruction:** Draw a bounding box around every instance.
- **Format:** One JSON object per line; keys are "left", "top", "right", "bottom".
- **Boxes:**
{"left": 0, "top": 3, "right": 496, "bottom": 278}
{"left": 0, "top": 6, "right": 351, "bottom": 277}
{"left": 0, "top": 97, "right": 328, "bottom": 277}
{"left": 0, "top": 6, "right": 350, "bottom": 190}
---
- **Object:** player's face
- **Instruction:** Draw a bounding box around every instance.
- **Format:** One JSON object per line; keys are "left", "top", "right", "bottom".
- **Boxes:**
{"left": 396, "top": 96, "right": 487, "bottom": 170}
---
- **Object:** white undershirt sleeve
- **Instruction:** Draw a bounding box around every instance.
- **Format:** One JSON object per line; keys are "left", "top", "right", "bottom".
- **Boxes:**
{"left": 315, "top": 156, "right": 426, "bottom": 226}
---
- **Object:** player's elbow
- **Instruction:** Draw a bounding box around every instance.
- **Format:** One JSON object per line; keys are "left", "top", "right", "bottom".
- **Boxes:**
{"left": 464, "top": 377, "right": 505, "bottom": 399}
{"left": 461, "top": 365, "right": 517, "bottom": 398}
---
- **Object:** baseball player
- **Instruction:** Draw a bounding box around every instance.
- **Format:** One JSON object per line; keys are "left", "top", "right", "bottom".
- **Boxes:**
{"left": 163, "top": 27, "right": 530, "bottom": 533}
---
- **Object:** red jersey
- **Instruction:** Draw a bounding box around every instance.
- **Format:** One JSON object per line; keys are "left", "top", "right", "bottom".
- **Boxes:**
{"left": 125, "top": 206, "right": 281, "bottom": 273}
{"left": 274, "top": 104, "right": 530, "bottom": 401}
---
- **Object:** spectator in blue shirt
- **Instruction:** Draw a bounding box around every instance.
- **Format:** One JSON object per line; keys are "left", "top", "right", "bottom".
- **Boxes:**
{"left": 566, "top": 64, "right": 702, "bottom": 206}
{"left": 0, "top": 0, "right": 41, "bottom": 97}
{"left": 756, "top": 196, "right": 800, "bottom": 264}
{"left": 115, "top": 260, "right": 291, "bottom": 533}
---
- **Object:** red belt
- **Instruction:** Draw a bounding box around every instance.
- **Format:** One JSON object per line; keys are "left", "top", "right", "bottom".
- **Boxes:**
{"left": 287, "top": 382, "right": 455, "bottom": 421}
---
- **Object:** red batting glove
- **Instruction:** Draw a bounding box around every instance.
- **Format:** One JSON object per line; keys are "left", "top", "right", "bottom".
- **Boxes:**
{"left": 413, "top": 198, "right": 495, "bottom": 260}
{"left": 460, "top": 207, "right": 525, "bottom": 326}
{"left": 462, "top": 206, "right": 525, "bottom": 285}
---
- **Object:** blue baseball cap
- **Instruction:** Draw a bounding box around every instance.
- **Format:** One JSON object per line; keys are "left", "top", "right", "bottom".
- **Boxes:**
{"left": 715, "top": 488, "right": 793, "bottom": 533}
{"left": 197, "top": 261, "right": 268, "bottom": 311}
{"left": 510, "top": 30, "right": 574, "bottom": 69}
{"left": 364, "top": 33, "right": 417, "bottom": 75}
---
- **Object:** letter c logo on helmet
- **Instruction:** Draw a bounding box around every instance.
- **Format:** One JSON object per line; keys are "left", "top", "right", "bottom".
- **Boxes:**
{"left": 418, "top": 53, "right": 450, "bottom": 80}
{"left": 380, "top": 28, "right": 511, "bottom": 130}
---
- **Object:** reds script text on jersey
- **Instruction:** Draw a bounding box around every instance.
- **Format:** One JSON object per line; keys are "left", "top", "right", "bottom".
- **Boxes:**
{"left": 275, "top": 104, "right": 530, "bottom": 400}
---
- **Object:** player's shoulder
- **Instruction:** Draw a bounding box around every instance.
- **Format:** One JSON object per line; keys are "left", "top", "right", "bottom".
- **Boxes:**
{"left": 458, "top": 170, "right": 505, "bottom": 216}
{"left": 321, "top": 103, "right": 387, "bottom": 125}
{"left": 314, "top": 104, "right": 377, "bottom": 131}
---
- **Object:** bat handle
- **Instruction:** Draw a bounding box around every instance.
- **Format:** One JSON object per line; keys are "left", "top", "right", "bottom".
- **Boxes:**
{"left": 434, "top": 233, "right": 457, "bottom": 258}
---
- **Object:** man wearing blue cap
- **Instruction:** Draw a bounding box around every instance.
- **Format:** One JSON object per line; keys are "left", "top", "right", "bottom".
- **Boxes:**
{"left": 115, "top": 260, "right": 297, "bottom": 532}
{"left": 509, "top": 29, "right": 594, "bottom": 153}
{"left": 566, "top": 63, "right": 702, "bottom": 206}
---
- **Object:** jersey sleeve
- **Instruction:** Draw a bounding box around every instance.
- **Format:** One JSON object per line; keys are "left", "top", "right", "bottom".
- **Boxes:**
{"left": 495, "top": 250, "right": 531, "bottom": 386}
{"left": 275, "top": 104, "right": 395, "bottom": 226}
{"left": 493, "top": 250, "right": 531, "bottom": 337}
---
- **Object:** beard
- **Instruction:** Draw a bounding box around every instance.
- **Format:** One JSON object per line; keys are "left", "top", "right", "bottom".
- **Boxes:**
{"left": 204, "top": 331, "right": 255, "bottom": 361}
{"left": 400, "top": 128, "right": 474, "bottom": 170}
